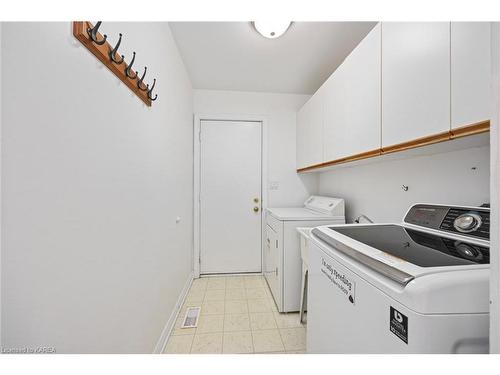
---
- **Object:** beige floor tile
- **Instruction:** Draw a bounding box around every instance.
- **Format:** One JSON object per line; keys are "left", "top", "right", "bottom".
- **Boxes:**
{"left": 223, "top": 331, "right": 254, "bottom": 354}
{"left": 225, "top": 300, "right": 249, "bottom": 314}
{"left": 286, "top": 350, "right": 307, "bottom": 354}
{"left": 185, "top": 289, "right": 205, "bottom": 303}
{"left": 197, "top": 314, "right": 224, "bottom": 333}
{"left": 249, "top": 312, "right": 277, "bottom": 330}
{"left": 279, "top": 328, "right": 306, "bottom": 351}
{"left": 224, "top": 313, "right": 251, "bottom": 332}
{"left": 204, "top": 289, "right": 226, "bottom": 301}
{"left": 225, "top": 288, "right": 247, "bottom": 300}
{"left": 181, "top": 300, "right": 203, "bottom": 311}
{"left": 268, "top": 298, "right": 279, "bottom": 312}
{"left": 191, "top": 333, "right": 223, "bottom": 354}
{"left": 265, "top": 289, "right": 276, "bottom": 302}
{"left": 171, "top": 327, "right": 197, "bottom": 336}
{"left": 190, "top": 279, "right": 208, "bottom": 293}
{"left": 251, "top": 329, "right": 285, "bottom": 353}
{"left": 244, "top": 277, "right": 265, "bottom": 289}
{"left": 201, "top": 300, "right": 225, "bottom": 315}
{"left": 207, "top": 277, "right": 226, "bottom": 290}
{"left": 164, "top": 335, "right": 194, "bottom": 354}
{"left": 273, "top": 312, "right": 304, "bottom": 328}
{"left": 248, "top": 298, "right": 272, "bottom": 313}
{"left": 246, "top": 288, "right": 268, "bottom": 299}
{"left": 192, "top": 278, "right": 209, "bottom": 288}
{"left": 189, "top": 284, "right": 207, "bottom": 294}
{"left": 226, "top": 276, "right": 245, "bottom": 289}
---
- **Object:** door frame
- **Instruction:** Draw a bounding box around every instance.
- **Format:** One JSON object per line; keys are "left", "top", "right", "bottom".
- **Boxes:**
{"left": 193, "top": 114, "right": 268, "bottom": 278}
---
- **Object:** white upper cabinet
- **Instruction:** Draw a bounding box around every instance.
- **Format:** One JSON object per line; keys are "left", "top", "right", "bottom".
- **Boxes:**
{"left": 323, "top": 23, "right": 381, "bottom": 161}
{"left": 451, "top": 22, "right": 491, "bottom": 129}
{"left": 296, "top": 87, "right": 324, "bottom": 169}
{"left": 381, "top": 23, "right": 450, "bottom": 147}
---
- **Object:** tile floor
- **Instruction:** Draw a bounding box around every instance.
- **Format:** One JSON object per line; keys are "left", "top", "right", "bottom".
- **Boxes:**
{"left": 164, "top": 274, "right": 307, "bottom": 354}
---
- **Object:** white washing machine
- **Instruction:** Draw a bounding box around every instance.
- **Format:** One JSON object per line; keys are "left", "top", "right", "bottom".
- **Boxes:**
{"left": 307, "top": 203, "right": 490, "bottom": 353}
{"left": 264, "top": 196, "right": 345, "bottom": 313}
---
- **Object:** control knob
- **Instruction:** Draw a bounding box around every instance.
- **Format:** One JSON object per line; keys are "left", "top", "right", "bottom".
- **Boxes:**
{"left": 454, "top": 241, "right": 483, "bottom": 262}
{"left": 453, "top": 212, "right": 482, "bottom": 233}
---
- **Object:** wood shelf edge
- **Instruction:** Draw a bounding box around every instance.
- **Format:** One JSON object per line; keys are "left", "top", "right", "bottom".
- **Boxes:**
{"left": 450, "top": 120, "right": 490, "bottom": 139}
{"left": 380, "top": 131, "right": 451, "bottom": 155}
{"left": 72, "top": 21, "right": 152, "bottom": 107}
{"left": 297, "top": 120, "right": 491, "bottom": 173}
{"left": 297, "top": 149, "right": 381, "bottom": 173}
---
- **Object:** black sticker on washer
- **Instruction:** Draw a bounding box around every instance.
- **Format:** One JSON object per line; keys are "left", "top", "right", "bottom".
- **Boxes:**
{"left": 390, "top": 306, "right": 408, "bottom": 344}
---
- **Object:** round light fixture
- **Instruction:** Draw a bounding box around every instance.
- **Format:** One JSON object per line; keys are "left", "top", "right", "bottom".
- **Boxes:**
{"left": 253, "top": 21, "right": 291, "bottom": 39}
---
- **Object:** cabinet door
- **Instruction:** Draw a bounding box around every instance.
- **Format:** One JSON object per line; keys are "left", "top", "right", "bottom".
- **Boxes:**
{"left": 324, "top": 23, "right": 381, "bottom": 161}
{"left": 264, "top": 225, "right": 280, "bottom": 309}
{"left": 451, "top": 22, "right": 491, "bottom": 129}
{"left": 382, "top": 22, "right": 450, "bottom": 147}
{"left": 296, "top": 88, "right": 324, "bottom": 169}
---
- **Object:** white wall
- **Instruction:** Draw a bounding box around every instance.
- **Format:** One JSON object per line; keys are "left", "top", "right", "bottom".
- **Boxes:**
{"left": 1, "top": 22, "right": 193, "bottom": 353}
{"left": 318, "top": 143, "right": 490, "bottom": 223}
{"left": 193, "top": 89, "right": 317, "bottom": 208}
{"left": 490, "top": 22, "right": 500, "bottom": 354}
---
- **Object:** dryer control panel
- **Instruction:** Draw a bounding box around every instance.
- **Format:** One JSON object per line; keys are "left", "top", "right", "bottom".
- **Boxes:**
{"left": 404, "top": 204, "right": 490, "bottom": 240}
{"left": 304, "top": 196, "right": 345, "bottom": 216}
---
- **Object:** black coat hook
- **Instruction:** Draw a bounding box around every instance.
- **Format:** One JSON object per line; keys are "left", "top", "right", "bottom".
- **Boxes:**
{"left": 109, "top": 33, "right": 124, "bottom": 64}
{"left": 87, "top": 21, "right": 107, "bottom": 45}
{"left": 137, "top": 67, "right": 148, "bottom": 91}
{"left": 125, "top": 52, "right": 138, "bottom": 79}
{"left": 147, "top": 79, "right": 158, "bottom": 101}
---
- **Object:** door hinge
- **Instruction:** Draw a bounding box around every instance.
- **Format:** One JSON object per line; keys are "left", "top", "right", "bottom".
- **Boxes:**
{"left": 198, "top": 129, "right": 202, "bottom": 142}
{"left": 275, "top": 240, "right": 278, "bottom": 248}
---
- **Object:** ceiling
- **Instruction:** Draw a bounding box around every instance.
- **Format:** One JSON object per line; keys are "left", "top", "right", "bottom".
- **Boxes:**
{"left": 169, "top": 22, "right": 377, "bottom": 95}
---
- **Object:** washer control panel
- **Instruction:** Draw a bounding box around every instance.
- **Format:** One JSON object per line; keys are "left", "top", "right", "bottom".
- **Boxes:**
{"left": 404, "top": 204, "right": 490, "bottom": 240}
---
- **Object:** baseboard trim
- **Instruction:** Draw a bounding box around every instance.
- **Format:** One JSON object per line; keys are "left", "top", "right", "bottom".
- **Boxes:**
{"left": 153, "top": 272, "right": 194, "bottom": 354}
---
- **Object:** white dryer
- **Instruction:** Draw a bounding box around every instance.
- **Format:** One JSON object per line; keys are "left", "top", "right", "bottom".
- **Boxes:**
{"left": 264, "top": 196, "right": 345, "bottom": 312}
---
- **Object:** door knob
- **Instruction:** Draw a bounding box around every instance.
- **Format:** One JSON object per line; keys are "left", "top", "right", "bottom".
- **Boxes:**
{"left": 253, "top": 206, "right": 260, "bottom": 213}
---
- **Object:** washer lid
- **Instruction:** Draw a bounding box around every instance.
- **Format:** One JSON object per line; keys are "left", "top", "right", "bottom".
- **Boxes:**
{"left": 331, "top": 224, "right": 489, "bottom": 268}
{"left": 311, "top": 224, "right": 490, "bottom": 314}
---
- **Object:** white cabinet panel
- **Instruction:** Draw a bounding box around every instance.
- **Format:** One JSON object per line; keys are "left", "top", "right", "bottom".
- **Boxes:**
{"left": 296, "top": 88, "right": 324, "bottom": 169}
{"left": 382, "top": 23, "right": 450, "bottom": 147}
{"left": 264, "top": 224, "right": 280, "bottom": 308}
{"left": 451, "top": 22, "right": 491, "bottom": 129}
{"left": 324, "top": 23, "right": 381, "bottom": 161}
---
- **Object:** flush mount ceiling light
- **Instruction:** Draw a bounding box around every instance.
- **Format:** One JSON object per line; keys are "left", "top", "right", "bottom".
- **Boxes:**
{"left": 253, "top": 21, "right": 292, "bottom": 39}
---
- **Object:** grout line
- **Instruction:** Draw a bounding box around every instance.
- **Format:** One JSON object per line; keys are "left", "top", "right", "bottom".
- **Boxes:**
{"left": 188, "top": 332, "right": 195, "bottom": 354}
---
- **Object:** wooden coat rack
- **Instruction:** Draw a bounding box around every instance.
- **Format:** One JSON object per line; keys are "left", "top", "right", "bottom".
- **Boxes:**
{"left": 73, "top": 21, "right": 156, "bottom": 106}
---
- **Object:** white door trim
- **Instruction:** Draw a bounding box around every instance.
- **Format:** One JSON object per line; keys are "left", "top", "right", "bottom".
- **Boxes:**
{"left": 193, "top": 114, "right": 268, "bottom": 278}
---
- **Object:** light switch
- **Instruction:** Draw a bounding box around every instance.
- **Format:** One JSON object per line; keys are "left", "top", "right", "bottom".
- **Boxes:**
{"left": 269, "top": 181, "right": 280, "bottom": 190}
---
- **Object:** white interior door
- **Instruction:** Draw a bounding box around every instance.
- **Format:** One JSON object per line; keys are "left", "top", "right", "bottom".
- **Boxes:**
{"left": 200, "top": 120, "right": 262, "bottom": 274}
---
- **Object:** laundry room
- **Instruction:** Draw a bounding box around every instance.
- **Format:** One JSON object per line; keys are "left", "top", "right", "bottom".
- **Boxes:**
{"left": 1, "top": 1, "right": 500, "bottom": 372}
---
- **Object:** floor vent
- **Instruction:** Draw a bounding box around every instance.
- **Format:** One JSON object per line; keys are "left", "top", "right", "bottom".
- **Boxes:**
{"left": 180, "top": 307, "right": 201, "bottom": 328}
